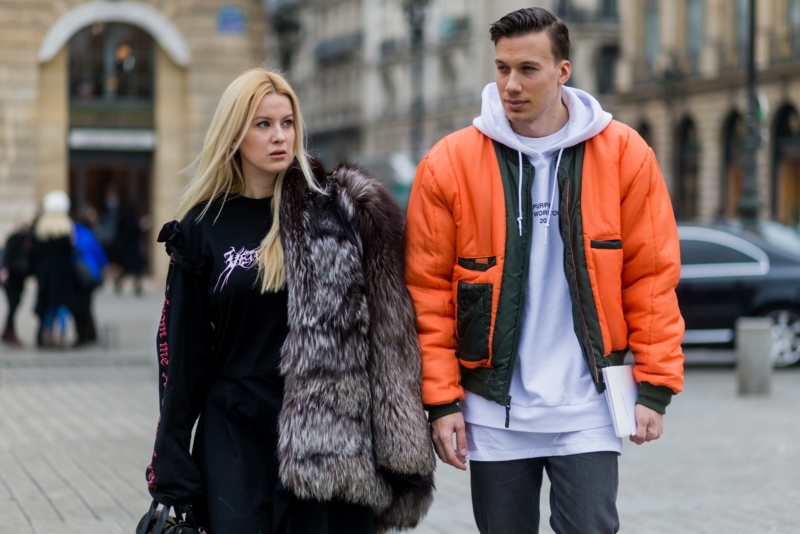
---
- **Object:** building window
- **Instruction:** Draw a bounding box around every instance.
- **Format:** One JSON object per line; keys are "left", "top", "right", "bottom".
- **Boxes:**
{"left": 69, "top": 23, "right": 154, "bottom": 102}
{"left": 596, "top": 45, "right": 619, "bottom": 94}
{"left": 644, "top": 0, "right": 660, "bottom": 65}
{"left": 676, "top": 118, "right": 701, "bottom": 221}
{"left": 636, "top": 121, "right": 653, "bottom": 147}
{"left": 599, "top": 0, "right": 618, "bottom": 21}
{"left": 773, "top": 105, "right": 800, "bottom": 227}
{"left": 556, "top": 0, "right": 574, "bottom": 20}
{"left": 721, "top": 112, "right": 745, "bottom": 219}
{"left": 790, "top": 0, "right": 800, "bottom": 29}
{"left": 686, "top": 0, "right": 704, "bottom": 73}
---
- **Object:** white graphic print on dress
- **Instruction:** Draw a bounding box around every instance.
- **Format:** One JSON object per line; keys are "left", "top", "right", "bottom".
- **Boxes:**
{"left": 214, "top": 246, "right": 260, "bottom": 291}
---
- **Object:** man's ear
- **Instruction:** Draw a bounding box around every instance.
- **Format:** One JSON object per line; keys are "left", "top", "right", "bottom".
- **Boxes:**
{"left": 559, "top": 60, "right": 572, "bottom": 86}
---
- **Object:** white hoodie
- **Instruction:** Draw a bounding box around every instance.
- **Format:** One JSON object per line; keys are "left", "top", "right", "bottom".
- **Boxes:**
{"left": 462, "top": 84, "right": 621, "bottom": 459}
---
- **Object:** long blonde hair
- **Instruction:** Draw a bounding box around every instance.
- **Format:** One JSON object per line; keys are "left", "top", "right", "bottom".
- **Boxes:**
{"left": 177, "top": 68, "right": 320, "bottom": 292}
{"left": 35, "top": 213, "right": 72, "bottom": 241}
{"left": 36, "top": 190, "right": 73, "bottom": 240}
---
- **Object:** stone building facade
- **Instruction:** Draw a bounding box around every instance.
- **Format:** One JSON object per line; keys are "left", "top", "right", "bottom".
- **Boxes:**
{"left": 613, "top": 0, "right": 800, "bottom": 226}
{"left": 0, "top": 0, "right": 266, "bottom": 280}
{"left": 268, "top": 0, "right": 620, "bottom": 197}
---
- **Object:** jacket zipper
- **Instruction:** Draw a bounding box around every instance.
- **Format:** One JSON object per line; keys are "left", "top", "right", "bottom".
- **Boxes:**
{"left": 560, "top": 174, "right": 601, "bottom": 387}
{"left": 501, "top": 161, "right": 534, "bottom": 428}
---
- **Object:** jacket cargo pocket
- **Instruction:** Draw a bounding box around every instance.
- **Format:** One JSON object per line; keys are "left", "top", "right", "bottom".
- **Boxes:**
{"left": 458, "top": 256, "right": 497, "bottom": 272}
{"left": 456, "top": 281, "right": 492, "bottom": 362}
{"left": 590, "top": 239, "right": 622, "bottom": 249}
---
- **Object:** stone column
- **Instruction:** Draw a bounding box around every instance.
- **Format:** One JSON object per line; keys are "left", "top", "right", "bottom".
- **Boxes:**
{"left": 35, "top": 47, "right": 68, "bottom": 202}
{"left": 152, "top": 47, "right": 189, "bottom": 283}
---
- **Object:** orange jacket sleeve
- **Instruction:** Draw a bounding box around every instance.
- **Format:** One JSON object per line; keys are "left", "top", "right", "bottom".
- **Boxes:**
{"left": 404, "top": 154, "right": 464, "bottom": 410}
{"left": 619, "top": 142, "right": 685, "bottom": 400}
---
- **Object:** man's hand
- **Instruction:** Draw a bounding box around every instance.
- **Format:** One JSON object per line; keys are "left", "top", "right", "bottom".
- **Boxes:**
{"left": 431, "top": 412, "right": 468, "bottom": 470}
{"left": 630, "top": 404, "right": 663, "bottom": 445}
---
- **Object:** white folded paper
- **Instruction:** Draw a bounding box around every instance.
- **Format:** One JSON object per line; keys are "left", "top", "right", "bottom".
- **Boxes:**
{"left": 602, "top": 365, "right": 639, "bottom": 438}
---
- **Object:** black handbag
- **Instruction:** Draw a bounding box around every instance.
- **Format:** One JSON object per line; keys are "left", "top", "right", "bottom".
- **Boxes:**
{"left": 136, "top": 500, "right": 207, "bottom": 534}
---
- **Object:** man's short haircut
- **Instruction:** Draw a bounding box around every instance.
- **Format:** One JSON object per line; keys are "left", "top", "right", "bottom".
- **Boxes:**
{"left": 489, "top": 7, "right": 570, "bottom": 63}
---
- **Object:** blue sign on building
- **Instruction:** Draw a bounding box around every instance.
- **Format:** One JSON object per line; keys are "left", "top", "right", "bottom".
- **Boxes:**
{"left": 217, "top": 5, "right": 247, "bottom": 35}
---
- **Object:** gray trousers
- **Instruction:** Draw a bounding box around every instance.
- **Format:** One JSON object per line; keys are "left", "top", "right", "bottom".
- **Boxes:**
{"left": 470, "top": 452, "right": 620, "bottom": 534}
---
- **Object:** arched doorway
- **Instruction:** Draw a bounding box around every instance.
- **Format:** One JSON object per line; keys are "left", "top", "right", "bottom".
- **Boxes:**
{"left": 68, "top": 22, "right": 155, "bottom": 266}
{"left": 721, "top": 112, "right": 745, "bottom": 219}
{"left": 636, "top": 121, "right": 653, "bottom": 147}
{"left": 675, "top": 118, "right": 701, "bottom": 221}
{"left": 773, "top": 105, "right": 800, "bottom": 227}
{"left": 37, "top": 2, "right": 192, "bottom": 280}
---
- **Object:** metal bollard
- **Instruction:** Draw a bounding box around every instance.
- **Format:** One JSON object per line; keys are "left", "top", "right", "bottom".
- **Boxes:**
{"left": 736, "top": 317, "right": 773, "bottom": 395}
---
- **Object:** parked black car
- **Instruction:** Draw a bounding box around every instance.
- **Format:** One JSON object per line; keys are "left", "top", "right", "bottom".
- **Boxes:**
{"left": 677, "top": 221, "right": 800, "bottom": 367}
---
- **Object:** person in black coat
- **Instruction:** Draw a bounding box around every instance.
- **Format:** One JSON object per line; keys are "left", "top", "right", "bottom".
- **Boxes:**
{"left": 114, "top": 204, "right": 145, "bottom": 295}
{"left": 143, "top": 69, "right": 434, "bottom": 534}
{"left": 1, "top": 223, "right": 32, "bottom": 346}
{"left": 31, "top": 191, "right": 77, "bottom": 348}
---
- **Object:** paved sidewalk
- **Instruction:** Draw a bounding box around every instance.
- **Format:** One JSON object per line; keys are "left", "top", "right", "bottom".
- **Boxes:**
{"left": 1, "top": 283, "right": 799, "bottom": 533}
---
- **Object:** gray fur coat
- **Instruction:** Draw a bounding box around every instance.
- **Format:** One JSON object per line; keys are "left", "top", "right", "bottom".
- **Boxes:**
{"left": 278, "top": 160, "right": 436, "bottom": 532}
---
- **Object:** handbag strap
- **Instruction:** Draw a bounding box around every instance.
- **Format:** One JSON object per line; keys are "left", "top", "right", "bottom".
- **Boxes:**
{"left": 152, "top": 503, "right": 171, "bottom": 534}
{"left": 136, "top": 500, "right": 159, "bottom": 534}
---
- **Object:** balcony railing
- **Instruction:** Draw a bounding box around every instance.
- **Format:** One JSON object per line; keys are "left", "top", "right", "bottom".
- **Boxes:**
{"left": 439, "top": 15, "right": 470, "bottom": 43}
{"left": 314, "top": 32, "right": 363, "bottom": 64}
{"left": 717, "top": 42, "right": 747, "bottom": 73}
{"left": 632, "top": 59, "right": 659, "bottom": 85}
{"left": 771, "top": 32, "right": 800, "bottom": 65}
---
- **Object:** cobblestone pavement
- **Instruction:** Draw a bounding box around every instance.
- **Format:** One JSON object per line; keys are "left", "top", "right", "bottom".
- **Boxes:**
{"left": 1, "top": 284, "right": 799, "bottom": 533}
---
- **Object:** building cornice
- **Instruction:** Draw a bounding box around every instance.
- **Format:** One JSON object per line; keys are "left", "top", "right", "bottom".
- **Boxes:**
{"left": 619, "top": 62, "right": 800, "bottom": 104}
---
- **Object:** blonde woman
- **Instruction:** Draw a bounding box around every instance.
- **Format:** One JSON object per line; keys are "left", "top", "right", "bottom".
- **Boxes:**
{"left": 31, "top": 190, "right": 76, "bottom": 347}
{"left": 144, "top": 69, "right": 434, "bottom": 534}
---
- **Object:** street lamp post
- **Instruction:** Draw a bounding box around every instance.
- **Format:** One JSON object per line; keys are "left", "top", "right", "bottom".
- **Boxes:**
{"left": 404, "top": 0, "right": 429, "bottom": 164}
{"left": 738, "top": 0, "right": 761, "bottom": 232}
{"left": 662, "top": 54, "right": 685, "bottom": 219}
{"left": 266, "top": 0, "right": 301, "bottom": 73}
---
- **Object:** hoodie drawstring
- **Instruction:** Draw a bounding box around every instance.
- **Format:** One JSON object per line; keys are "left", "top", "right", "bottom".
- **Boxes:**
{"left": 542, "top": 148, "right": 564, "bottom": 245}
{"left": 517, "top": 151, "right": 524, "bottom": 237}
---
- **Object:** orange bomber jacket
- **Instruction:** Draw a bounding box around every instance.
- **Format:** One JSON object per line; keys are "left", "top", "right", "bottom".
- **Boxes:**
{"left": 404, "top": 122, "right": 685, "bottom": 422}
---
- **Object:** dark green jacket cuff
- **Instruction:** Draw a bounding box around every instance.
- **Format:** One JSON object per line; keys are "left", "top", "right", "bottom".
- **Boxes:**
{"left": 636, "top": 382, "right": 674, "bottom": 415}
{"left": 426, "top": 401, "right": 461, "bottom": 423}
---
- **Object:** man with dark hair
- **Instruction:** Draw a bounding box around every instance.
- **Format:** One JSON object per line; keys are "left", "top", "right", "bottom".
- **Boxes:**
{"left": 405, "top": 7, "right": 684, "bottom": 533}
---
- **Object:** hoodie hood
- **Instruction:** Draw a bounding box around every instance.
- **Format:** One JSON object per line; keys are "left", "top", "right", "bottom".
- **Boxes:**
{"left": 473, "top": 83, "right": 612, "bottom": 157}
{"left": 473, "top": 83, "right": 612, "bottom": 240}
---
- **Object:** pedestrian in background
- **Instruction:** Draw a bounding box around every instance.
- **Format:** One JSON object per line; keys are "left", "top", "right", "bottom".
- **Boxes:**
{"left": 114, "top": 203, "right": 145, "bottom": 295}
{"left": 31, "top": 190, "right": 77, "bottom": 348}
{"left": 143, "top": 68, "right": 434, "bottom": 534}
{"left": 405, "top": 8, "right": 684, "bottom": 534}
{"left": 72, "top": 210, "right": 108, "bottom": 346}
{"left": 1, "top": 221, "right": 32, "bottom": 346}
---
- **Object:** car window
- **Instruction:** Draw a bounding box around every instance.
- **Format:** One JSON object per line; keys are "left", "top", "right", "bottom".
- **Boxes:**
{"left": 758, "top": 221, "right": 800, "bottom": 257}
{"left": 680, "top": 239, "right": 758, "bottom": 265}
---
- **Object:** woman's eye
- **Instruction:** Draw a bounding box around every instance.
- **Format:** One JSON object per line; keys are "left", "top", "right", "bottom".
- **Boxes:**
{"left": 256, "top": 121, "right": 269, "bottom": 128}
{"left": 283, "top": 120, "right": 293, "bottom": 127}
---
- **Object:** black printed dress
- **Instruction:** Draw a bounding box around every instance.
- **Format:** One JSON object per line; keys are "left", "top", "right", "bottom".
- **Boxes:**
{"left": 146, "top": 195, "right": 373, "bottom": 534}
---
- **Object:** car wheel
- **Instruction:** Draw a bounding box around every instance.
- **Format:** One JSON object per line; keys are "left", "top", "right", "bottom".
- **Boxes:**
{"left": 763, "top": 308, "right": 800, "bottom": 367}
